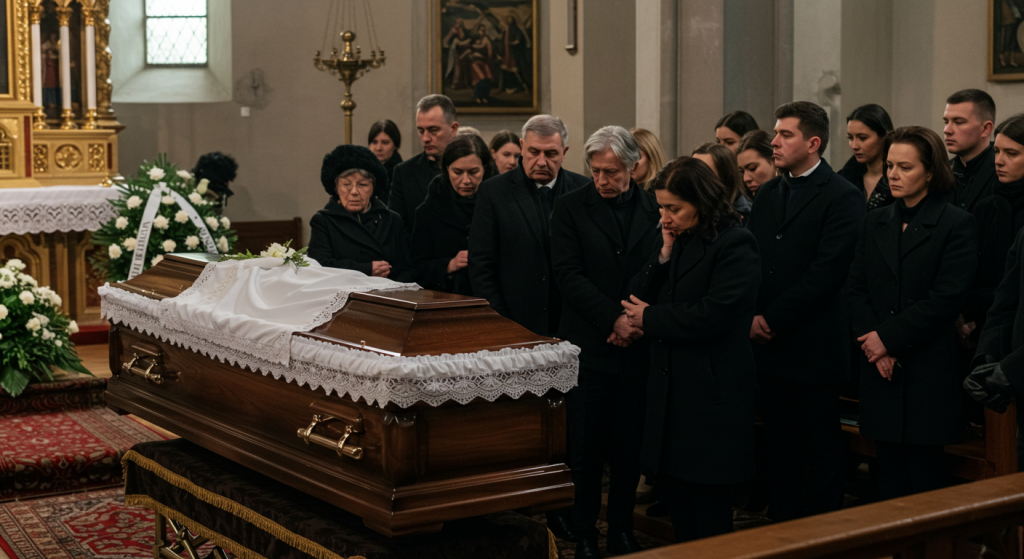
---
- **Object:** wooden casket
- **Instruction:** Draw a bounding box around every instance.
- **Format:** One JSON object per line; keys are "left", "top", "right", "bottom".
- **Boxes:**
{"left": 101, "top": 255, "right": 576, "bottom": 537}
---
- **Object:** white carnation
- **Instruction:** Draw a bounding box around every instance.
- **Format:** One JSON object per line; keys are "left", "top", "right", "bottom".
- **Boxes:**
{"left": 220, "top": 216, "right": 230, "bottom": 229}
{"left": 17, "top": 273, "right": 37, "bottom": 287}
{"left": 261, "top": 242, "right": 288, "bottom": 258}
{"left": 68, "top": 320, "right": 79, "bottom": 334}
{"left": 6, "top": 258, "right": 26, "bottom": 271}
{"left": 185, "top": 235, "right": 200, "bottom": 249}
{"left": 19, "top": 290, "right": 34, "bottom": 305}
{"left": 33, "top": 312, "right": 49, "bottom": 327}
{"left": 126, "top": 195, "right": 142, "bottom": 209}
{"left": 217, "top": 236, "right": 229, "bottom": 253}
{"left": 25, "top": 317, "right": 40, "bottom": 332}
{"left": 196, "top": 179, "right": 209, "bottom": 194}
{"left": 151, "top": 254, "right": 164, "bottom": 266}
{"left": 0, "top": 304, "right": 7, "bottom": 320}
{"left": 188, "top": 192, "right": 203, "bottom": 205}
{"left": 109, "top": 244, "right": 122, "bottom": 259}
{"left": 174, "top": 210, "right": 189, "bottom": 223}
{"left": 148, "top": 167, "right": 166, "bottom": 180}
{"left": 153, "top": 215, "right": 170, "bottom": 229}
{"left": 115, "top": 216, "right": 129, "bottom": 229}
{"left": 123, "top": 237, "right": 137, "bottom": 251}
{"left": 205, "top": 217, "right": 219, "bottom": 231}
{"left": 55, "top": 339, "right": 62, "bottom": 347}
{"left": 49, "top": 292, "right": 62, "bottom": 307}
{"left": 0, "top": 278, "right": 12, "bottom": 289}
{"left": 162, "top": 239, "right": 177, "bottom": 252}
{"left": 41, "top": 328, "right": 54, "bottom": 340}
{"left": 161, "top": 195, "right": 175, "bottom": 206}
{"left": 177, "top": 170, "right": 192, "bottom": 180}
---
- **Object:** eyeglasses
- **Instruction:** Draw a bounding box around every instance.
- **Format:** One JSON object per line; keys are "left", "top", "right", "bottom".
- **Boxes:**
{"left": 338, "top": 180, "right": 373, "bottom": 193}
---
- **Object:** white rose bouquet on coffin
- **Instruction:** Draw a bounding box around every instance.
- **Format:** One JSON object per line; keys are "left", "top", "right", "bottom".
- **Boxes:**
{"left": 93, "top": 154, "right": 238, "bottom": 282}
{"left": 220, "top": 240, "right": 310, "bottom": 269}
{"left": 0, "top": 259, "right": 91, "bottom": 397}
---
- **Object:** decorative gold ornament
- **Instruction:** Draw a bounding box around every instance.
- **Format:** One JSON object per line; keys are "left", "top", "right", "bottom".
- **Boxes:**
{"left": 60, "top": 108, "right": 77, "bottom": 130}
{"left": 33, "top": 144, "right": 48, "bottom": 173}
{"left": 93, "top": 0, "right": 115, "bottom": 122}
{"left": 83, "top": 108, "right": 98, "bottom": 129}
{"left": 87, "top": 143, "right": 105, "bottom": 171}
{"left": 55, "top": 6, "right": 72, "bottom": 27}
{"left": 16, "top": 0, "right": 32, "bottom": 101}
{"left": 29, "top": 2, "right": 43, "bottom": 25}
{"left": 314, "top": 28, "right": 386, "bottom": 144}
{"left": 54, "top": 144, "right": 83, "bottom": 169}
{"left": 33, "top": 107, "right": 48, "bottom": 130}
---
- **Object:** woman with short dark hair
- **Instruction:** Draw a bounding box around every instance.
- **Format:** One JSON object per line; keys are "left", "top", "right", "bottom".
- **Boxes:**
{"left": 411, "top": 135, "right": 496, "bottom": 295}
{"left": 692, "top": 142, "right": 752, "bottom": 219}
{"left": 846, "top": 126, "right": 977, "bottom": 499}
{"left": 308, "top": 145, "right": 416, "bottom": 282}
{"left": 367, "top": 119, "right": 403, "bottom": 204}
{"left": 621, "top": 157, "right": 760, "bottom": 542}
{"left": 715, "top": 111, "right": 759, "bottom": 153}
{"left": 838, "top": 104, "right": 895, "bottom": 212}
{"left": 736, "top": 130, "right": 776, "bottom": 196}
{"left": 489, "top": 130, "right": 521, "bottom": 174}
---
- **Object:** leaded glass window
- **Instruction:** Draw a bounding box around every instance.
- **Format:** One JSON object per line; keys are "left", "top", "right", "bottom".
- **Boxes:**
{"left": 145, "top": 0, "right": 208, "bottom": 66}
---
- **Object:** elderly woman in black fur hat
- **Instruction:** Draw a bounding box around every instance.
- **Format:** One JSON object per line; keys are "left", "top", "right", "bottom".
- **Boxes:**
{"left": 307, "top": 145, "right": 416, "bottom": 282}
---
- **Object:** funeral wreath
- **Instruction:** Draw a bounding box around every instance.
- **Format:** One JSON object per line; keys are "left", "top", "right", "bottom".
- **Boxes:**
{"left": 93, "top": 154, "right": 238, "bottom": 282}
{"left": 0, "top": 259, "right": 91, "bottom": 396}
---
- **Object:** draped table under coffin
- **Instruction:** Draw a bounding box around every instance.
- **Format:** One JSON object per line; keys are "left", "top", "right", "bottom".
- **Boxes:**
{"left": 100, "top": 254, "right": 580, "bottom": 537}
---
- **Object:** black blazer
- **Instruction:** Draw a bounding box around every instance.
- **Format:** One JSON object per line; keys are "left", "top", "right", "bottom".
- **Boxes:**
{"left": 950, "top": 145, "right": 997, "bottom": 214}
{"left": 307, "top": 197, "right": 417, "bottom": 283}
{"left": 629, "top": 226, "right": 761, "bottom": 484}
{"left": 468, "top": 164, "right": 589, "bottom": 336}
{"left": 550, "top": 181, "right": 660, "bottom": 375}
{"left": 847, "top": 195, "right": 977, "bottom": 445}
{"left": 376, "top": 151, "right": 403, "bottom": 205}
{"left": 410, "top": 175, "right": 475, "bottom": 295}
{"left": 976, "top": 227, "right": 1024, "bottom": 395}
{"left": 390, "top": 151, "right": 440, "bottom": 235}
{"left": 746, "top": 159, "right": 866, "bottom": 384}
{"left": 964, "top": 189, "right": 1024, "bottom": 329}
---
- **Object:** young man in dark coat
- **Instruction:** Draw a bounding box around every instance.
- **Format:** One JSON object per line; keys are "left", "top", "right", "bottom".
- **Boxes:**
{"left": 469, "top": 114, "right": 589, "bottom": 338}
{"left": 746, "top": 101, "right": 865, "bottom": 522}
{"left": 944, "top": 89, "right": 997, "bottom": 214}
{"left": 550, "top": 126, "right": 660, "bottom": 559}
{"left": 390, "top": 94, "right": 458, "bottom": 236}
{"left": 308, "top": 145, "right": 416, "bottom": 283}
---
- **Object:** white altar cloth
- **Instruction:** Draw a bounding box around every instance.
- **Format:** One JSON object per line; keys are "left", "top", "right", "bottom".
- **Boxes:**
{"left": 0, "top": 185, "right": 120, "bottom": 235}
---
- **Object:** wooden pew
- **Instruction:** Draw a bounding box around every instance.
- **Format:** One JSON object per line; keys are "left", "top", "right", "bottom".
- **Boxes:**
{"left": 625, "top": 471, "right": 1024, "bottom": 559}
{"left": 231, "top": 217, "right": 304, "bottom": 253}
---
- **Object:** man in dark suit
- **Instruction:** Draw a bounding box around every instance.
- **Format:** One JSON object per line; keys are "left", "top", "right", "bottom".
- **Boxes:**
{"left": 469, "top": 114, "right": 589, "bottom": 338}
{"left": 943, "top": 89, "right": 997, "bottom": 214}
{"left": 389, "top": 94, "right": 458, "bottom": 235}
{"left": 550, "top": 126, "right": 660, "bottom": 559}
{"left": 746, "top": 101, "right": 865, "bottom": 522}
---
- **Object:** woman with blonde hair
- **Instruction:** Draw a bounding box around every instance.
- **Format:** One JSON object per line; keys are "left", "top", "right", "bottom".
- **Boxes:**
{"left": 630, "top": 128, "right": 666, "bottom": 190}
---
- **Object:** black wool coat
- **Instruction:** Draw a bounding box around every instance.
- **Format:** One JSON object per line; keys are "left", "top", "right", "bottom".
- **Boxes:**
{"left": 837, "top": 156, "right": 895, "bottom": 212}
{"left": 629, "top": 226, "right": 761, "bottom": 484}
{"left": 950, "top": 145, "right": 997, "bottom": 214}
{"left": 550, "top": 181, "right": 660, "bottom": 375}
{"left": 307, "top": 197, "right": 417, "bottom": 283}
{"left": 846, "top": 195, "right": 977, "bottom": 445}
{"left": 964, "top": 187, "right": 1024, "bottom": 329}
{"left": 376, "top": 151, "right": 404, "bottom": 205}
{"left": 410, "top": 175, "right": 475, "bottom": 295}
{"left": 977, "top": 227, "right": 1024, "bottom": 396}
{"left": 468, "top": 164, "right": 589, "bottom": 336}
{"left": 390, "top": 151, "right": 441, "bottom": 235}
{"left": 746, "top": 159, "right": 866, "bottom": 384}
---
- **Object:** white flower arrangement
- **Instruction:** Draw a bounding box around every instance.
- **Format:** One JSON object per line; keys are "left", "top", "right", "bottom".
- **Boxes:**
{"left": 0, "top": 259, "right": 91, "bottom": 396}
{"left": 93, "top": 155, "right": 238, "bottom": 282}
{"left": 220, "top": 240, "right": 309, "bottom": 269}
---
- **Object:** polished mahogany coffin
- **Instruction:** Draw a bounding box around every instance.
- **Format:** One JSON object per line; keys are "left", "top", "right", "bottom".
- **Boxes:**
{"left": 103, "top": 255, "right": 573, "bottom": 537}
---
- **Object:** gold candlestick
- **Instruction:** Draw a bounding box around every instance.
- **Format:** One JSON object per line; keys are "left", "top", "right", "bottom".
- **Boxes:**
{"left": 60, "top": 108, "right": 78, "bottom": 130}
{"left": 314, "top": 31, "right": 385, "bottom": 144}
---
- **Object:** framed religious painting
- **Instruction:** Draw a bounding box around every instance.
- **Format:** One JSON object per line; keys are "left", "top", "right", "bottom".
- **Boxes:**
{"left": 990, "top": 0, "right": 1024, "bottom": 81}
{"left": 434, "top": 0, "right": 539, "bottom": 115}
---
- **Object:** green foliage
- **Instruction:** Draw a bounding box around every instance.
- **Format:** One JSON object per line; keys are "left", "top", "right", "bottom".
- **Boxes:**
{"left": 219, "top": 240, "right": 310, "bottom": 268}
{"left": 92, "top": 153, "right": 239, "bottom": 282}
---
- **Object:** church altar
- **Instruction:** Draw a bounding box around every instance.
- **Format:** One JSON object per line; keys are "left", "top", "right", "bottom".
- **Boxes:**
{"left": 0, "top": 184, "right": 119, "bottom": 235}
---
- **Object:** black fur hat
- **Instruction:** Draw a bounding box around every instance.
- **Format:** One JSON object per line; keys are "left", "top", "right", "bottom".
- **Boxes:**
{"left": 320, "top": 145, "right": 388, "bottom": 197}
{"left": 191, "top": 152, "right": 238, "bottom": 198}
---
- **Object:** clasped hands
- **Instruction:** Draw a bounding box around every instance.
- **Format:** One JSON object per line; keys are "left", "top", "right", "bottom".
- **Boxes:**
{"left": 857, "top": 331, "right": 897, "bottom": 381}
{"left": 610, "top": 295, "right": 650, "bottom": 348}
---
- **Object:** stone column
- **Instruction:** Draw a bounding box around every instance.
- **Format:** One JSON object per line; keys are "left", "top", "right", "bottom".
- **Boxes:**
{"left": 29, "top": 1, "right": 46, "bottom": 129}
{"left": 55, "top": 4, "right": 77, "bottom": 130}
{"left": 83, "top": 4, "right": 98, "bottom": 129}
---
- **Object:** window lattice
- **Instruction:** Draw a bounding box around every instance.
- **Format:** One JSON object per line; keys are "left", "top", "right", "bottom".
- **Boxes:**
{"left": 145, "top": 0, "right": 208, "bottom": 66}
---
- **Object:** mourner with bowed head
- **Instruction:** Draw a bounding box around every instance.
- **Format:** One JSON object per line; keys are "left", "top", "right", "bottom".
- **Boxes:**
{"left": 489, "top": 130, "right": 521, "bottom": 174}
{"left": 692, "top": 142, "right": 752, "bottom": 218}
{"left": 550, "top": 126, "right": 661, "bottom": 558}
{"left": 962, "top": 113, "right": 1024, "bottom": 350}
{"left": 621, "top": 156, "right": 760, "bottom": 542}
{"left": 838, "top": 104, "right": 895, "bottom": 211}
{"left": 715, "top": 110, "right": 759, "bottom": 153}
{"left": 367, "top": 119, "right": 402, "bottom": 201}
{"left": 410, "top": 135, "right": 496, "bottom": 295}
{"left": 736, "top": 130, "right": 777, "bottom": 196}
{"left": 630, "top": 128, "right": 667, "bottom": 191}
{"left": 308, "top": 145, "right": 416, "bottom": 283}
{"left": 847, "top": 126, "right": 977, "bottom": 499}
{"left": 746, "top": 101, "right": 865, "bottom": 522}
{"left": 944, "top": 89, "right": 998, "bottom": 213}
{"left": 191, "top": 151, "right": 238, "bottom": 215}
{"left": 391, "top": 94, "right": 459, "bottom": 236}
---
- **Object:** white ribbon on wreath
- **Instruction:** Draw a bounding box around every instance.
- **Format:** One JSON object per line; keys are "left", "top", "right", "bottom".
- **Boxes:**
{"left": 128, "top": 184, "right": 219, "bottom": 280}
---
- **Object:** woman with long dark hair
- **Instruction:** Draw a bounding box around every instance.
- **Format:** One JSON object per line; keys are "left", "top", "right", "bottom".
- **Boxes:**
{"left": 621, "top": 157, "right": 760, "bottom": 542}
{"left": 367, "top": 119, "right": 402, "bottom": 204}
{"left": 411, "top": 134, "right": 496, "bottom": 295}
{"left": 715, "top": 111, "right": 759, "bottom": 153}
{"left": 489, "top": 130, "right": 521, "bottom": 174}
{"left": 693, "top": 142, "right": 752, "bottom": 219}
{"left": 838, "top": 104, "right": 895, "bottom": 211}
{"left": 846, "top": 126, "right": 977, "bottom": 499}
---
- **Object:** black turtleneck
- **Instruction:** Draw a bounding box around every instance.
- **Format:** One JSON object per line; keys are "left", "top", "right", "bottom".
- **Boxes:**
{"left": 995, "top": 178, "right": 1024, "bottom": 231}
{"left": 604, "top": 182, "right": 637, "bottom": 240}
{"left": 784, "top": 172, "right": 814, "bottom": 213}
{"left": 895, "top": 196, "right": 926, "bottom": 227}
{"left": 953, "top": 144, "right": 993, "bottom": 183}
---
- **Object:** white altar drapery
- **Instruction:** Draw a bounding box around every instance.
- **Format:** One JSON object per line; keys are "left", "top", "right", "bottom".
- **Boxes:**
{"left": 0, "top": 185, "right": 119, "bottom": 235}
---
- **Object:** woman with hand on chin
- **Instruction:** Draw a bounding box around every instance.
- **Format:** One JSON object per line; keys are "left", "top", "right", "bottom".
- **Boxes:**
{"left": 620, "top": 157, "right": 760, "bottom": 542}
{"left": 846, "top": 126, "right": 977, "bottom": 499}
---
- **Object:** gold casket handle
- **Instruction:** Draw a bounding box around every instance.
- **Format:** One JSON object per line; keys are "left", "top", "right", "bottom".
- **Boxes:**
{"left": 121, "top": 352, "right": 179, "bottom": 385}
{"left": 297, "top": 414, "right": 364, "bottom": 460}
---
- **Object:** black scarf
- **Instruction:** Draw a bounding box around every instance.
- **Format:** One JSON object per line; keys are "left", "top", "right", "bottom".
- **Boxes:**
{"left": 423, "top": 174, "right": 477, "bottom": 231}
{"left": 995, "top": 178, "right": 1024, "bottom": 215}
{"left": 326, "top": 196, "right": 390, "bottom": 241}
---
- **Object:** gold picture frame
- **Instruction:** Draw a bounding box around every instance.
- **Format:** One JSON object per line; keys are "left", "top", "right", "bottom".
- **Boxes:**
{"left": 434, "top": 0, "right": 539, "bottom": 115}
{"left": 989, "top": 0, "right": 1024, "bottom": 81}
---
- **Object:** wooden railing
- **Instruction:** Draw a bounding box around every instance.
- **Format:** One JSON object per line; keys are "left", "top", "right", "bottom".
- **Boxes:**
{"left": 625, "top": 472, "right": 1024, "bottom": 559}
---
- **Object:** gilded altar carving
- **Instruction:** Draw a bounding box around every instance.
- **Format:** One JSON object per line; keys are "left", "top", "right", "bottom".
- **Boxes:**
{"left": 33, "top": 144, "right": 48, "bottom": 173}
{"left": 54, "top": 144, "right": 83, "bottom": 170}
{"left": 16, "top": 0, "right": 32, "bottom": 101}
{"left": 87, "top": 143, "right": 104, "bottom": 171}
{"left": 54, "top": 5, "right": 71, "bottom": 27}
{"left": 93, "top": 0, "right": 115, "bottom": 123}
